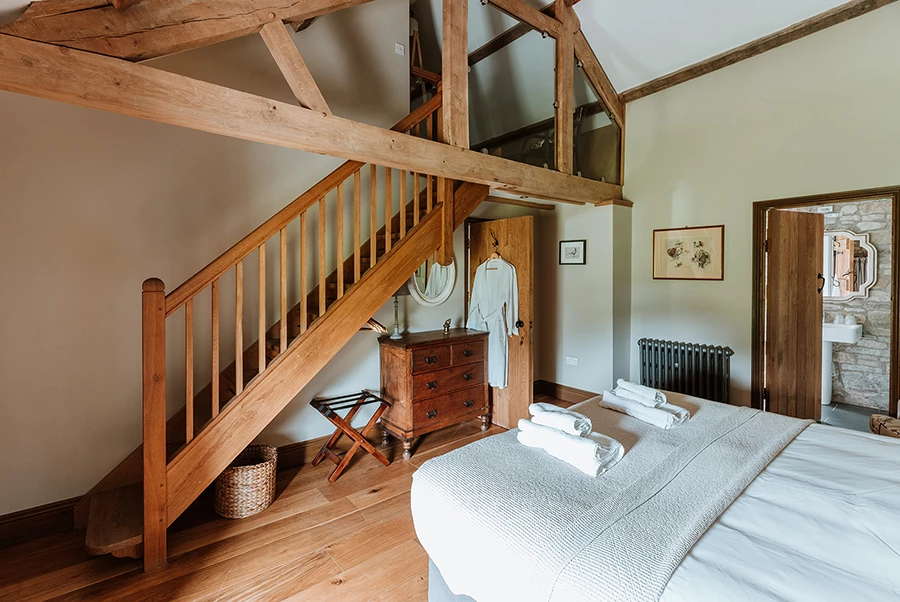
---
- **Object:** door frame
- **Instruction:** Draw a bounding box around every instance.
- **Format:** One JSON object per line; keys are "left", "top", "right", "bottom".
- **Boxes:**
{"left": 751, "top": 186, "right": 900, "bottom": 418}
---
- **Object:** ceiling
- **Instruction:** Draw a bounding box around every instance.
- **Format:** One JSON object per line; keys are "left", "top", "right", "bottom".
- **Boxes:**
{"left": 574, "top": 0, "right": 849, "bottom": 93}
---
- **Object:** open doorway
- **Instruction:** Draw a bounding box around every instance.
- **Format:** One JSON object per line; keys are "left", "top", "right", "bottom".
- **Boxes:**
{"left": 752, "top": 187, "right": 900, "bottom": 428}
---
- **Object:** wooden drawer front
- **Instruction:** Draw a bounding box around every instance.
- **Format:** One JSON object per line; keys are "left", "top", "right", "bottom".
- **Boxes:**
{"left": 413, "top": 364, "right": 485, "bottom": 400}
{"left": 414, "top": 387, "right": 485, "bottom": 425}
{"left": 451, "top": 339, "right": 485, "bottom": 365}
{"left": 411, "top": 346, "right": 451, "bottom": 374}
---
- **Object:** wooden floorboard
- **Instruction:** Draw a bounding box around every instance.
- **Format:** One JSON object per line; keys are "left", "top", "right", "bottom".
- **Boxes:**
{"left": 3, "top": 397, "right": 567, "bottom": 601}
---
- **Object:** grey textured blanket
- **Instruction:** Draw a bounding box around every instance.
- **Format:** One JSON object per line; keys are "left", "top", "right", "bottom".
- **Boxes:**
{"left": 411, "top": 394, "right": 811, "bottom": 602}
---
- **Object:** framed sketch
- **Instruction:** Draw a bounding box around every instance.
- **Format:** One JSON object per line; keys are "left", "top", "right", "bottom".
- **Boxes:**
{"left": 559, "top": 240, "right": 586, "bottom": 265}
{"left": 653, "top": 225, "right": 724, "bottom": 280}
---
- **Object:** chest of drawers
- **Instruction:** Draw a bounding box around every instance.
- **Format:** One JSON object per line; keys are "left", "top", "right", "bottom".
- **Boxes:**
{"left": 379, "top": 329, "right": 490, "bottom": 459}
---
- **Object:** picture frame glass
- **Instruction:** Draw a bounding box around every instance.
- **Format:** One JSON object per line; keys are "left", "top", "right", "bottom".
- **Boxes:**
{"left": 559, "top": 240, "right": 586, "bottom": 265}
{"left": 653, "top": 226, "right": 724, "bottom": 280}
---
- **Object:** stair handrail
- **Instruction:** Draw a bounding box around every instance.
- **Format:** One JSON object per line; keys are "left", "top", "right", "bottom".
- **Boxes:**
{"left": 164, "top": 92, "right": 444, "bottom": 317}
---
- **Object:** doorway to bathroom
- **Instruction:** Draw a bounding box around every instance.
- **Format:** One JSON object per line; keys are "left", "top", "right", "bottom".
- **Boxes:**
{"left": 751, "top": 187, "right": 900, "bottom": 429}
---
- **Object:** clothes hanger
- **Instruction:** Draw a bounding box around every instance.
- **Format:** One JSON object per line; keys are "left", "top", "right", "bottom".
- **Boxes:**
{"left": 489, "top": 231, "right": 501, "bottom": 259}
{"left": 487, "top": 231, "right": 501, "bottom": 268}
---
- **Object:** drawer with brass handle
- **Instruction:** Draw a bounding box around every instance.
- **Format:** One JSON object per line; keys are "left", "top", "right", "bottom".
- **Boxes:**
{"left": 413, "top": 386, "right": 486, "bottom": 424}
{"left": 412, "top": 347, "right": 451, "bottom": 374}
{"left": 412, "top": 364, "right": 485, "bottom": 400}
{"left": 452, "top": 340, "right": 485, "bottom": 365}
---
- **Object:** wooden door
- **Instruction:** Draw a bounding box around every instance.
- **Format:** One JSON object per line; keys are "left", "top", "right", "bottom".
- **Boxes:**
{"left": 468, "top": 216, "right": 534, "bottom": 428}
{"left": 765, "top": 209, "right": 824, "bottom": 420}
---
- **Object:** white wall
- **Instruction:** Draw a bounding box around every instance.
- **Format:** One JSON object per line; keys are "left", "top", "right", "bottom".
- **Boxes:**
{"left": 0, "top": 0, "right": 411, "bottom": 515}
{"left": 535, "top": 203, "right": 631, "bottom": 393}
{"left": 624, "top": 3, "right": 900, "bottom": 407}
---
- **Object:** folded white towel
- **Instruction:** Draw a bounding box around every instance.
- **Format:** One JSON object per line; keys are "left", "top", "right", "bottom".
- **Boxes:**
{"left": 516, "top": 419, "right": 624, "bottom": 477}
{"left": 616, "top": 379, "right": 667, "bottom": 404}
{"left": 613, "top": 386, "right": 664, "bottom": 409}
{"left": 528, "top": 402, "right": 592, "bottom": 437}
{"left": 600, "top": 390, "right": 690, "bottom": 430}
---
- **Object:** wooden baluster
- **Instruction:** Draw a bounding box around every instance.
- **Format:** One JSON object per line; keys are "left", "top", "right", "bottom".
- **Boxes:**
{"left": 414, "top": 172, "right": 420, "bottom": 226}
{"left": 427, "top": 174, "right": 433, "bottom": 213}
{"left": 184, "top": 298, "right": 194, "bottom": 443}
{"left": 211, "top": 278, "right": 220, "bottom": 418}
{"left": 436, "top": 105, "right": 443, "bottom": 143}
{"left": 234, "top": 263, "right": 243, "bottom": 396}
{"left": 258, "top": 245, "right": 266, "bottom": 373}
{"left": 141, "top": 278, "right": 167, "bottom": 571}
{"left": 385, "top": 168, "right": 392, "bottom": 253}
{"left": 300, "top": 212, "right": 308, "bottom": 333}
{"left": 426, "top": 113, "right": 433, "bottom": 141}
{"left": 280, "top": 228, "right": 287, "bottom": 352}
{"left": 336, "top": 181, "right": 344, "bottom": 299}
{"left": 399, "top": 170, "right": 407, "bottom": 239}
{"left": 370, "top": 164, "right": 377, "bottom": 266}
{"left": 353, "top": 170, "right": 361, "bottom": 283}
{"left": 319, "top": 196, "right": 327, "bottom": 315}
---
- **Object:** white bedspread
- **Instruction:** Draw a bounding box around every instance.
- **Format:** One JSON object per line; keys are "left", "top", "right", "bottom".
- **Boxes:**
{"left": 662, "top": 422, "right": 900, "bottom": 601}
{"left": 411, "top": 394, "right": 812, "bottom": 602}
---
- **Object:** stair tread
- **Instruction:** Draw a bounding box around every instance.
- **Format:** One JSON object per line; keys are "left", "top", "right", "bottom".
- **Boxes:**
{"left": 85, "top": 482, "right": 143, "bottom": 557}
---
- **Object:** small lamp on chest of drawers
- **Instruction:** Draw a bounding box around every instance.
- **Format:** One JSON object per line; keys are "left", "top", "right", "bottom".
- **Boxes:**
{"left": 389, "top": 285, "right": 411, "bottom": 340}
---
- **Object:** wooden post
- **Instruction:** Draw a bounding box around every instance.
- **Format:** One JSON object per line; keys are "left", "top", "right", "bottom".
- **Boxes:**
{"left": 554, "top": 0, "right": 575, "bottom": 174}
{"left": 442, "top": 0, "right": 469, "bottom": 148}
{"left": 437, "top": 177, "right": 455, "bottom": 266}
{"left": 141, "top": 278, "right": 167, "bottom": 571}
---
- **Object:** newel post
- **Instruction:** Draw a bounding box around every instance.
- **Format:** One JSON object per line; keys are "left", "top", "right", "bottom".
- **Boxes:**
{"left": 142, "top": 278, "right": 167, "bottom": 571}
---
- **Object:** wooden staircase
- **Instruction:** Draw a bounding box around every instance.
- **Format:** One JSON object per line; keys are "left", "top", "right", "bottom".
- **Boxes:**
{"left": 78, "top": 93, "right": 490, "bottom": 570}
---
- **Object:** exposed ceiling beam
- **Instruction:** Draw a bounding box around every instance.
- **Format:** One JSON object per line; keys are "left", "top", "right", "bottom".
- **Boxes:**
{"left": 486, "top": 0, "right": 563, "bottom": 38}
{"left": 554, "top": 0, "right": 575, "bottom": 174}
{"left": 442, "top": 0, "right": 469, "bottom": 147}
{"left": 573, "top": 30, "right": 624, "bottom": 127}
{"left": 468, "top": 1, "right": 555, "bottom": 67}
{"left": 18, "top": 0, "right": 107, "bottom": 19}
{"left": 620, "top": 0, "right": 899, "bottom": 104}
{"left": 0, "top": 34, "right": 622, "bottom": 205}
{"left": 0, "top": 0, "right": 374, "bottom": 61}
{"left": 486, "top": 196, "right": 556, "bottom": 211}
{"left": 259, "top": 21, "right": 331, "bottom": 115}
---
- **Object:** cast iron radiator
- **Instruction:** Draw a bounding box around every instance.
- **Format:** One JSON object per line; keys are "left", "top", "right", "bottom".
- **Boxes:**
{"left": 637, "top": 338, "right": 735, "bottom": 404}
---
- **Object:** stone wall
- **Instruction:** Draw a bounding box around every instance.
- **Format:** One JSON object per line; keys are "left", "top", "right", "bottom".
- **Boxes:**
{"left": 824, "top": 198, "right": 893, "bottom": 410}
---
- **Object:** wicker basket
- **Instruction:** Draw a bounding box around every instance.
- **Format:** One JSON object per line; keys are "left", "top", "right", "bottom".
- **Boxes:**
{"left": 214, "top": 445, "right": 277, "bottom": 519}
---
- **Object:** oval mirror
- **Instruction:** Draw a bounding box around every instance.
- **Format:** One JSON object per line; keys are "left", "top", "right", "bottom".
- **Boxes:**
{"left": 823, "top": 230, "right": 877, "bottom": 301}
{"left": 408, "top": 257, "right": 456, "bottom": 307}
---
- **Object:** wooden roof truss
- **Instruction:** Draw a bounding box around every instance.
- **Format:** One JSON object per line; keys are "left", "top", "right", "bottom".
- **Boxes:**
{"left": 0, "top": 0, "right": 627, "bottom": 205}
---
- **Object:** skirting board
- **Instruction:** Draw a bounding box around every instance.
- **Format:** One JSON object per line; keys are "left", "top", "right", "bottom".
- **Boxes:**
{"left": 0, "top": 430, "right": 352, "bottom": 550}
{"left": 0, "top": 496, "right": 79, "bottom": 550}
{"left": 533, "top": 379, "right": 598, "bottom": 404}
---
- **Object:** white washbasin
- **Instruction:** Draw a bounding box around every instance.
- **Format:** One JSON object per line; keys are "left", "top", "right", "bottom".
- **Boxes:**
{"left": 823, "top": 323, "right": 863, "bottom": 344}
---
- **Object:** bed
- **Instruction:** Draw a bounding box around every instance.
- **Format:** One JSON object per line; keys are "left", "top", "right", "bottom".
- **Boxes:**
{"left": 411, "top": 393, "right": 900, "bottom": 602}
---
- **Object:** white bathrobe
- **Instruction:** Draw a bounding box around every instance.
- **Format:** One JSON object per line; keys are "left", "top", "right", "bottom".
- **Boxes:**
{"left": 466, "top": 257, "right": 519, "bottom": 388}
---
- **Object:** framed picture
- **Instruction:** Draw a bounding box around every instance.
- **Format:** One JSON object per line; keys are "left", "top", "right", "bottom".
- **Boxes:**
{"left": 559, "top": 239, "right": 586, "bottom": 265}
{"left": 652, "top": 225, "right": 724, "bottom": 280}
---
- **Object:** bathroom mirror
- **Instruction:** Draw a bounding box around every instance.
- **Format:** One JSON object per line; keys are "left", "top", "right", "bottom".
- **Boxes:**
{"left": 408, "top": 256, "right": 456, "bottom": 307}
{"left": 823, "top": 230, "right": 877, "bottom": 301}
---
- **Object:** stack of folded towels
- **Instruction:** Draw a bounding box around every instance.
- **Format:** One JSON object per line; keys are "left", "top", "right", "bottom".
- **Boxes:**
{"left": 516, "top": 402, "right": 624, "bottom": 477}
{"left": 599, "top": 379, "right": 691, "bottom": 430}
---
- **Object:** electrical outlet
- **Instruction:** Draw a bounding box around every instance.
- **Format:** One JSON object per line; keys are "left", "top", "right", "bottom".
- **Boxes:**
{"left": 395, "top": 42, "right": 406, "bottom": 56}
{"left": 565, "top": 356, "right": 579, "bottom": 366}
